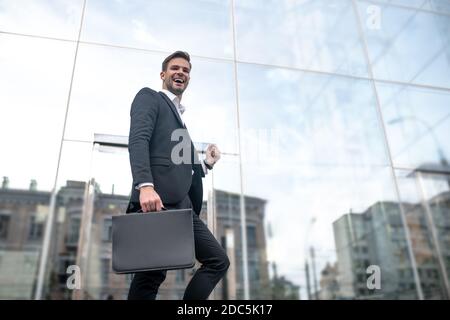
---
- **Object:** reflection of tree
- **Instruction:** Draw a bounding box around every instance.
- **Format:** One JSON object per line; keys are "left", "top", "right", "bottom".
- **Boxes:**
{"left": 271, "top": 277, "right": 299, "bottom": 300}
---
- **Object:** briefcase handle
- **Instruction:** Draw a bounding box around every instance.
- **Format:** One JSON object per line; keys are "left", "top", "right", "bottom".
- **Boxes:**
{"left": 137, "top": 207, "right": 168, "bottom": 213}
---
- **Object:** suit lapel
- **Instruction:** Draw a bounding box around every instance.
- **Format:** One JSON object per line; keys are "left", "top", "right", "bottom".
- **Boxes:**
{"left": 159, "top": 91, "right": 184, "bottom": 128}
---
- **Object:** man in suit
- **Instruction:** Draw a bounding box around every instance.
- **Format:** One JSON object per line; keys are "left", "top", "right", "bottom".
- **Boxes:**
{"left": 126, "top": 51, "right": 230, "bottom": 300}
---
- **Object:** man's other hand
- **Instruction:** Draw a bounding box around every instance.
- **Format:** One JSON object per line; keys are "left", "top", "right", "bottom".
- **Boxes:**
{"left": 139, "top": 186, "right": 164, "bottom": 212}
{"left": 205, "top": 144, "right": 221, "bottom": 167}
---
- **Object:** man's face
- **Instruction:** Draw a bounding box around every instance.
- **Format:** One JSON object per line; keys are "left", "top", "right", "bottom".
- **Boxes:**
{"left": 161, "top": 57, "right": 191, "bottom": 96}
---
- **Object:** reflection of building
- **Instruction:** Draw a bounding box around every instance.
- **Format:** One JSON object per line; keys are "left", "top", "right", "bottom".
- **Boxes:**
{"left": 212, "top": 190, "right": 270, "bottom": 300}
{"left": 1, "top": 179, "right": 270, "bottom": 299}
{"left": 49, "top": 180, "right": 85, "bottom": 299}
{"left": 0, "top": 178, "right": 49, "bottom": 299}
{"left": 333, "top": 210, "right": 369, "bottom": 299}
{"left": 402, "top": 191, "right": 450, "bottom": 299}
{"left": 333, "top": 197, "right": 450, "bottom": 300}
{"left": 1, "top": 177, "right": 272, "bottom": 300}
{"left": 49, "top": 180, "right": 132, "bottom": 300}
{"left": 0, "top": 179, "right": 131, "bottom": 300}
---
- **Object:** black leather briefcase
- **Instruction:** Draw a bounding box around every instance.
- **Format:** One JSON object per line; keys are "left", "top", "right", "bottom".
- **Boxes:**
{"left": 112, "top": 208, "right": 195, "bottom": 273}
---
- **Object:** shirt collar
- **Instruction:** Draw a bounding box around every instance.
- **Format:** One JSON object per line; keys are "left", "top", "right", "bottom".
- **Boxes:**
{"left": 161, "top": 89, "right": 186, "bottom": 115}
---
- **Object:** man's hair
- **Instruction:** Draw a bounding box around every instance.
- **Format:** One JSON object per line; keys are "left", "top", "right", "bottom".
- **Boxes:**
{"left": 162, "top": 51, "right": 192, "bottom": 71}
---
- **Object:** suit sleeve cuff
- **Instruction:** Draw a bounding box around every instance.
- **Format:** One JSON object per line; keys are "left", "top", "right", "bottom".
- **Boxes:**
{"left": 201, "top": 160, "right": 208, "bottom": 175}
{"left": 136, "top": 182, "right": 154, "bottom": 190}
{"left": 204, "top": 159, "right": 214, "bottom": 170}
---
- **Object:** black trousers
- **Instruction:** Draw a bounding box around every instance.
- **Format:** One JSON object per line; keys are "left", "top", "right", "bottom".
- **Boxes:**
{"left": 127, "top": 196, "right": 230, "bottom": 300}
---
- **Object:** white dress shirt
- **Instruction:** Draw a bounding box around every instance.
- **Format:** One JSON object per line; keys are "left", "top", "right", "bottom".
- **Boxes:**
{"left": 161, "top": 89, "right": 185, "bottom": 123}
{"left": 136, "top": 89, "right": 208, "bottom": 190}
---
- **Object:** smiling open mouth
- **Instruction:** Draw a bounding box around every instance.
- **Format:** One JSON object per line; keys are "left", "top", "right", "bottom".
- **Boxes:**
{"left": 173, "top": 78, "right": 185, "bottom": 84}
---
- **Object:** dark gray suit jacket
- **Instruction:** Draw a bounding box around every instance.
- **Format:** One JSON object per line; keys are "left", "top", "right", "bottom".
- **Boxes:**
{"left": 126, "top": 87, "right": 204, "bottom": 214}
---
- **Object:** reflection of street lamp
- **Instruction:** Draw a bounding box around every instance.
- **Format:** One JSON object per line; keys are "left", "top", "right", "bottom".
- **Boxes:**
{"left": 310, "top": 246, "right": 319, "bottom": 300}
{"left": 303, "top": 217, "right": 317, "bottom": 300}
{"left": 388, "top": 116, "right": 449, "bottom": 167}
{"left": 305, "top": 259, "right": 311, "bottom": 300}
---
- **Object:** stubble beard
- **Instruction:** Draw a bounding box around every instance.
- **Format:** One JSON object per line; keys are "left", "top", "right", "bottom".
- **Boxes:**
{"left": 166, "top": 79, "right": 186, "bottom": 96}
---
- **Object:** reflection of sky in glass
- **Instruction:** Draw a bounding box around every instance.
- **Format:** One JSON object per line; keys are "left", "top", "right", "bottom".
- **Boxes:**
{"left": 81, "top": 0, "right": 233, "bottom": 58}
{"left": 235, "top": 0, "right": 368, "bottom": 77}
{"left": 237, "top": 63, "right": 389, "bottom": 167}
{"left": 378, "top": 82, "right": 450, "bottom": 168}
{"left": 0, "top": 0, "right": 83, "bottom": 39}
{"left": 0, "top": 34, "right": 76, "bottom": 190}
{"left": 57, "top": 141, "right": 132, "bottom": 197}
{"left": 427, "top": 0, "right": 450, "bottom": 14}
{"left": 207, "top": 156, "right": 241, "bottom": 195}
{"left": 236, "top": 63, "right": 400, "bottom": 291}
{"left": 92, "top": 145, "right": 131, "bottom": 196}
{"left": 359, "top": 1, "right": 450, "bottom": 88}
{"left": 56, "top": 141, "right": 92, "bottom": 190}
{"left": 64, "top": 44, "right": 165, "bottom": 141}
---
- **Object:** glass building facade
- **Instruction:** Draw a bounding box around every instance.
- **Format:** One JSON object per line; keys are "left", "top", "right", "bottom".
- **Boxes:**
{"left": 1, "top": 0, "right": 450, "bottom": 300}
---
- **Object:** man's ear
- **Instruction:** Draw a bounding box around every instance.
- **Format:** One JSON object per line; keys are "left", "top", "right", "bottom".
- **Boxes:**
{"left": 160, "top": 71, "right": 165, "bottom": 80}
